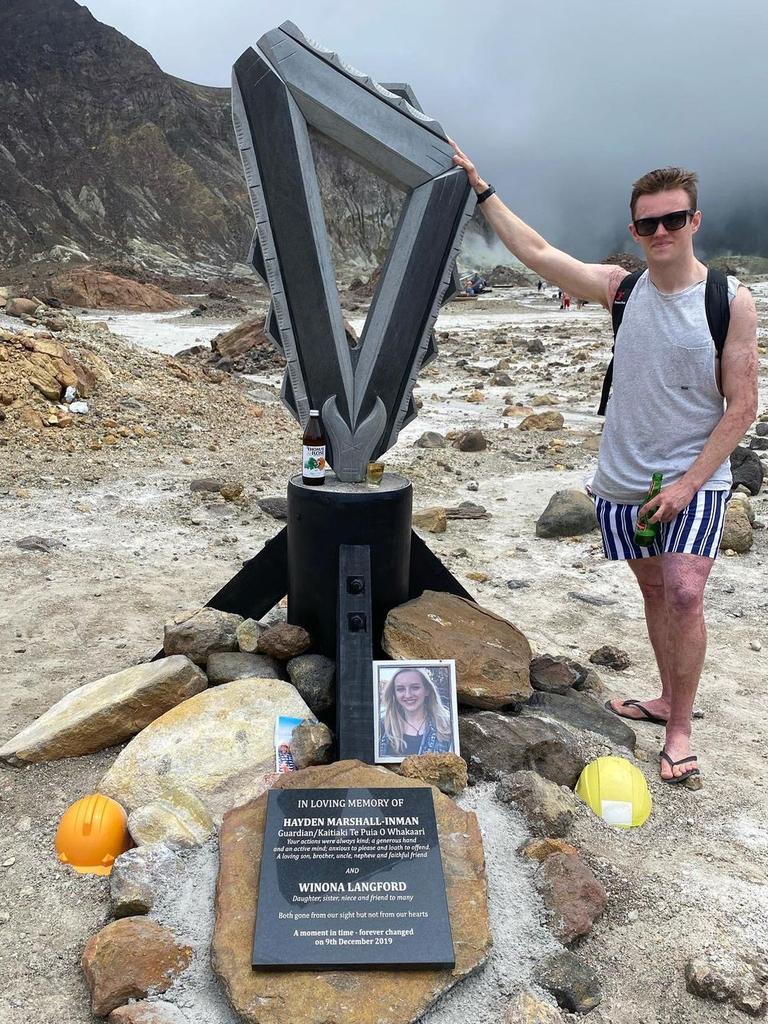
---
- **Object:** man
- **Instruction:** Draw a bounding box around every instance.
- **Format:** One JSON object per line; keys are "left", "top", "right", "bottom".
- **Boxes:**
{"left": 450, "top": 142, "right": 758, "bottom": 784}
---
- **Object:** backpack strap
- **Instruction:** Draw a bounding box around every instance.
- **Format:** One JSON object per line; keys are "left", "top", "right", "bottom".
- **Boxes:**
{"left": 597, "top": 269, "right": 643, "bottom": 415}
{"left": 704, "top": 267, "right": 731, "bottom": 358}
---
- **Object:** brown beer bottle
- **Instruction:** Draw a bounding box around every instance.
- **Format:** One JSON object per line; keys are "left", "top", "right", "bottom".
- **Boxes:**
{"left": 302, "top": 410, "right": 326, "bottom": 486}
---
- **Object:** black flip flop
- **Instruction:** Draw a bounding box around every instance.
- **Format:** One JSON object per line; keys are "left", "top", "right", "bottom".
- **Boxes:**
{"left": 604, "top": 698, "right": 668, "bottom": 726}
{"left": 660, "top": 749, "right": 700, "bottom": 785}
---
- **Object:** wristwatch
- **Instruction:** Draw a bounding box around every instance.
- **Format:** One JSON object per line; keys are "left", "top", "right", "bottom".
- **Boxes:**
{"left": 475, "top": 184, "right": 496, "bottom": 204}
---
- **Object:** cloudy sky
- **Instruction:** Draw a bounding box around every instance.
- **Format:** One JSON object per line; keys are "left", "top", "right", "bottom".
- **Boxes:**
{"left": 85, "top": 0, "right": 768, "bottom": 260}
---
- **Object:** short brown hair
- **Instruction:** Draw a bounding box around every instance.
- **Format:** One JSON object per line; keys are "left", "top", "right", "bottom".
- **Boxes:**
{"left": 630, "top": 167, "right": 698, "bottom": 217}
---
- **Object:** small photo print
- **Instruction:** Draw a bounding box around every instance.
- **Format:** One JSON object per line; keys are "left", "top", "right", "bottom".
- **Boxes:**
{"left": 274, "top": 715, "right": 303, "bottom": 773}
{"left": 372, "top": 660, "right": 459, "bottom": 764}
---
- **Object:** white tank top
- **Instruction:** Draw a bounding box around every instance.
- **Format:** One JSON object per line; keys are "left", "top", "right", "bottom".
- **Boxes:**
{"left": 591, "top": 270, "right": 739, "bottom": 503}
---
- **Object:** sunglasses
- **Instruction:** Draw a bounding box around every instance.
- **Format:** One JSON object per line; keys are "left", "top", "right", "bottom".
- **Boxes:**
{"left": 633, "top": 209, "right": 695, "bottom": 237}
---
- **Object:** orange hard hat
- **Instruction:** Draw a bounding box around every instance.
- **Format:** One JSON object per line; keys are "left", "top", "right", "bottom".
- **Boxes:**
{"left": 55, "top": 794, "right": 132, "bottom": 875}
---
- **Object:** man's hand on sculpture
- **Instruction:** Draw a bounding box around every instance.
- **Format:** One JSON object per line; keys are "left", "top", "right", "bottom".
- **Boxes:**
{"left": 449, "top": 139, "right": 484, "bottom": 191}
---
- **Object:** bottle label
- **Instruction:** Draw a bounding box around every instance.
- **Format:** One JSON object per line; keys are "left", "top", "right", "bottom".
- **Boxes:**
{"left": 303, "top": 445, "right": 326, "bottom": 478}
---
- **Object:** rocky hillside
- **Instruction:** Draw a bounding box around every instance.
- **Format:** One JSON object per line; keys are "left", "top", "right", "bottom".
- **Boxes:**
{"left": 0, "top": 0, "right": 416, "bottom": 278}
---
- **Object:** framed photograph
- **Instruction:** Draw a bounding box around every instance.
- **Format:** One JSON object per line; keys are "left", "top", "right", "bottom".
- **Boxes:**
{"left": 274, "top": 715, "right": 304, "bottom": 773}
{"left": 372, "top": 660, "right": 460, "bottom": 764}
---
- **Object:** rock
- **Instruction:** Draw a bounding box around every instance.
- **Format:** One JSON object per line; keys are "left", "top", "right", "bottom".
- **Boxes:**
{"left": 589, "top": 645, "right": 630, "bottom": 670}
{"left": 686, "top": 948, "right": 768, "bottom": 1015}
{"left": 465, "top": 390, "right": 485, "bottom": 403}
{"left": 128, "top": 796, "right": 214, "bottom": 848}
{"left": 258, "top": 622, "right": 312, "bottom": 660}
{"left": 163, "top": 607, "right": 243, "bottom": 666}
{"left": 108, "top": 1003, "right": 190, "bottom": 1023}
{"left": 530, "top": 655, "right": 580, "bottom": 694}
{"left": 527, "top": 339, "right": 546, "bottom": 355}
{"left": 286, "top": 654, "right": 335, "bottom": 716}
{"left": 720, "top": 501, "right": 753, "bottom": 553}
{"left": 6, "top": 297, "right": 40, "bottom": 317}
{"left": 0, "top": 656, "right": 206, "bottom": 766}
{"left": 383, "top": 591, "right": 532, "bottom": 710}
{"left": 220, "top": 481, "right": 244, "bottom": 501}
{"left": 524, "top": 690, "right": 637, "bottom": 751}
{"left": 581, "top": 433, "right": 602, "bottom": 452}
{"left": 257, "top": 496, "right": 289, "bottom": 519}
{"left": 189, "top": 477, "right": 223, "bottom": 493}
{"left": 731, "top": 446, "right": 763, "bottom": 495}
{"left": 492, "top": 372, "right": 514, "bottom": 386}
{"left": 504, "top": 989, "right": 565, "bottom": 1023}
{"left": 532, "top": 393, "right": 559, "bottom": 406}
{"left": 399, "top": 752, "right": 468, "bottom": 795}
{"left": 211, "top": 315, "right": 270, "bottom": 359}
{"left": 81, "top": 917, "right": 192, "bottom": 1016}
{"left": 46, "top": 270, "right": 181, "bottom": 312}
{"left": 569, "top": 591, "right": 618, "bottom": 607}
{"left": 206, "top": 651, "right": 282, "bottom": 684}
{"left": 519, "top": 838, "right": 579, "bottom": 863}
{"left": 212, "top": 760, "right": 491, "bottom": 1024}
{"left": 536, "top": 490, "right": 597, "bottom": 538}
{"left": 534, "top": 951, "right": 602, "bottom": 1013}
{"left": 496, "top": 771, "right": 580, "bottom": 836}
{"left": 413, "top": 507, "right": 448, "bottom": 533}
{"left": 454, "top": 429, "right": 487, "bottom": 452}
{"left": 731, "top": 492, "right": 756, "bottom": 524}
{"left": 535, "top": 851, "right": 607, "bottom": 944}
{"left": 518, "top": 411, "right": 564, "bottom": 431}
{"left": 99, "top": 678, "right": 314, "bottom": 823}
{"left": 444, "top": 501, "right": 489, "bottom": 520}
{"left": 110, "top": 843, "right": 181, "bottom": 918}
{"left": 236, "top": 618, "right": 266, "bottom": 653}
{"left": 15, "top": 535, "right": 62, "bottom": 552}
{"left": 414, "top": 431, "right": 445, "bottom": 448}
{"left": 459, "top": 711, "right": 585, "bottom": 787}
{"left": 289, "top": 720, "right": 333, "bottom": 769}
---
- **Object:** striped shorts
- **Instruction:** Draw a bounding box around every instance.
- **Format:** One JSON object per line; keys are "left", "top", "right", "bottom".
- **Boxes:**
{"left": 593, "top": 489, "right": 730, "bottom": 561}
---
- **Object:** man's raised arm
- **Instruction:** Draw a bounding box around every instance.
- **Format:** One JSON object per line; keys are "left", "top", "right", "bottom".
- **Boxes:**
{"left": 451, "top": 141, "right": 621, "bottom": 308}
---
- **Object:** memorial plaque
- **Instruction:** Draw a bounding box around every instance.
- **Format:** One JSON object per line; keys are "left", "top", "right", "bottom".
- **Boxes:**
{"left": 252, "top": 786, "right": 455, "bottom": 969}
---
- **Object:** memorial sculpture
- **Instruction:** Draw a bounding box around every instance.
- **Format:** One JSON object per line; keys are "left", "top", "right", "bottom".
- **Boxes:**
{"left": 231, "top": 21, "right": 476, "bottom": 481}
{"left": 194, "top": 22, "right": 478, "bottom": 763}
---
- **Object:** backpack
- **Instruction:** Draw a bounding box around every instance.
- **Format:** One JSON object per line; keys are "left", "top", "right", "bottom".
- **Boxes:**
{"left": 597, "top": 267, "right": 731, "bottom": 415}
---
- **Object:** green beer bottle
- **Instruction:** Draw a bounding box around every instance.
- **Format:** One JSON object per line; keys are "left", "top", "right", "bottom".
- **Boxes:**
{"left": 634, "top": 473, "right": 663, "bottom": 546}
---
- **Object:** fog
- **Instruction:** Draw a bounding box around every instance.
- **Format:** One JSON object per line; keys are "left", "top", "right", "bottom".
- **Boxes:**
{"left": 84, "top": 0, "right": 768, "bottom": 260}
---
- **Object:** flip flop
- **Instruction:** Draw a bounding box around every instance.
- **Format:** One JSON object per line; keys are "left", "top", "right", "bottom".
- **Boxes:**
{"left": 660, "top": 749, "right": 700, "bottom": 785}
{"left": 604, "top": 698, "right": 668, "bottom": 726}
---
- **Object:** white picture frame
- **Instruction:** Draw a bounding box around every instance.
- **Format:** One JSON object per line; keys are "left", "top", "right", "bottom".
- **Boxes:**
{"left": 372, "top": 659, "right": 460, "bottom": 764}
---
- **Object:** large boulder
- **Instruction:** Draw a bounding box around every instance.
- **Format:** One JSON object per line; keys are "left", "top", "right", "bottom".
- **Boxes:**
{"left": 206, "top": 651, "right": 282, "bottom": 684}
{"left": 286, "top": 654, "right": 335, "bottom": 716}
{"left": 46, "top": 270, "right": 181, "bottom": 312}
{"left": 730, "top": 446, "right": 763, "bottom": 495}
{"left": 0, "top": 656, "right": 206, "bottom": 766}
{"left": 536, "top": 490, "right": 597, "bottom": 538}
{"left": 98, "top": 678, "right": 315, "bottom": 824}
{"left": 19, "top": 334, "right": 97, "bottom": 400}
{"left": 212, "top": 760, "right": 492, "bottom": 1024}
{"left": 81, "top": 918, "right": 192, "bottom": 1016}
{"left": 524, "top": 689, "right": 637, "bottom": 751}
{"left": 163, "top": 607, "right": 243, "bottom": 666}
{"left": 211, "top": 315, "right": 270, "bottom": 359}
{"left": 6, "top": 296, "right": 41, "bottom": 317}
{"left": 459, "top": 711, "right": 585, "bottom": 787}
{"left": 383, "top": 591, "right": 532, "bottom": 709}
{"left": 720, "top": 501, "right": 754, "bottom": 553}
{"left": 496, "top": 770, "right": 580, "bottom": 836}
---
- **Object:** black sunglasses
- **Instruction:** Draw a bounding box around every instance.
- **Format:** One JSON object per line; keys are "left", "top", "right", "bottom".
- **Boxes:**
{"left": 633, "top": 209, "right": 695, "bottom": 237}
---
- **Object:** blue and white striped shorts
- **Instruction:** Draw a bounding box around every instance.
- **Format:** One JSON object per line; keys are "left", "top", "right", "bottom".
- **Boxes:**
{"left": 594, "top": 489, "right": 730, "bottom": 561}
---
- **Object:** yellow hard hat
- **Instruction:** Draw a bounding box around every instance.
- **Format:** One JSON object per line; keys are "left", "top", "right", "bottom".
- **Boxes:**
{"left": 55, "top": 794, "right": 132, "bottom": 875}
{"left": 575, "top": 755, "right": 652, "bottom": 828}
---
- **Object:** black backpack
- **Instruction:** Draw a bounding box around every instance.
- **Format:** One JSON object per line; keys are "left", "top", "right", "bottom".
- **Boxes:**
{"left": 597, "top": 267, "right": 731, "bottom": 415}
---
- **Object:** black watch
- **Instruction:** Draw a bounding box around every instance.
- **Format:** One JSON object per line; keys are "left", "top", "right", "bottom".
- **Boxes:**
{"left": 475, "top": 184, "right": 496, "bottom": 204}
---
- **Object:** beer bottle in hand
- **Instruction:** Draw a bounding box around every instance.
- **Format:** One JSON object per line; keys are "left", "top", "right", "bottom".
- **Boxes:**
{"left": 634, "top": 472, "right": 663, "bottom": 546}
{"left": 302, "top": 410, "right": 326, "bottom": 486}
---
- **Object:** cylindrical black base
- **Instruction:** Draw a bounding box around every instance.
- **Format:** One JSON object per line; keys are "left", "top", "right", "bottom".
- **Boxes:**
{"left": 287, "top": 473, "right": 412, "bottom": 658}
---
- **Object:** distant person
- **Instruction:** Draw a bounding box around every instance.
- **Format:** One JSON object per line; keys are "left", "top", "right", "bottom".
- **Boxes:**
{"left": 379, "top": 668, "right": 453, "bottom": 758}
{"left": 465, "top": 271, "right": 487, "bottom": 295}
{"left": 450, "top": 141, "right": 758, "bottom": 786}
{"left": 537, "top": 279, "right": 543, "bottom": 291}
{"left": 561, "top": 292, "right": 571, "bottom": 310}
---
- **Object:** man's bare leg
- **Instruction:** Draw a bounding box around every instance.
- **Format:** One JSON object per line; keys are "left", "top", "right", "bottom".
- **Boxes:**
{"left": 658, "top": 553, "right": 714, "bottom": 780}
{"left": 608, "top": 557, "right": 671, "bottom": 721}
